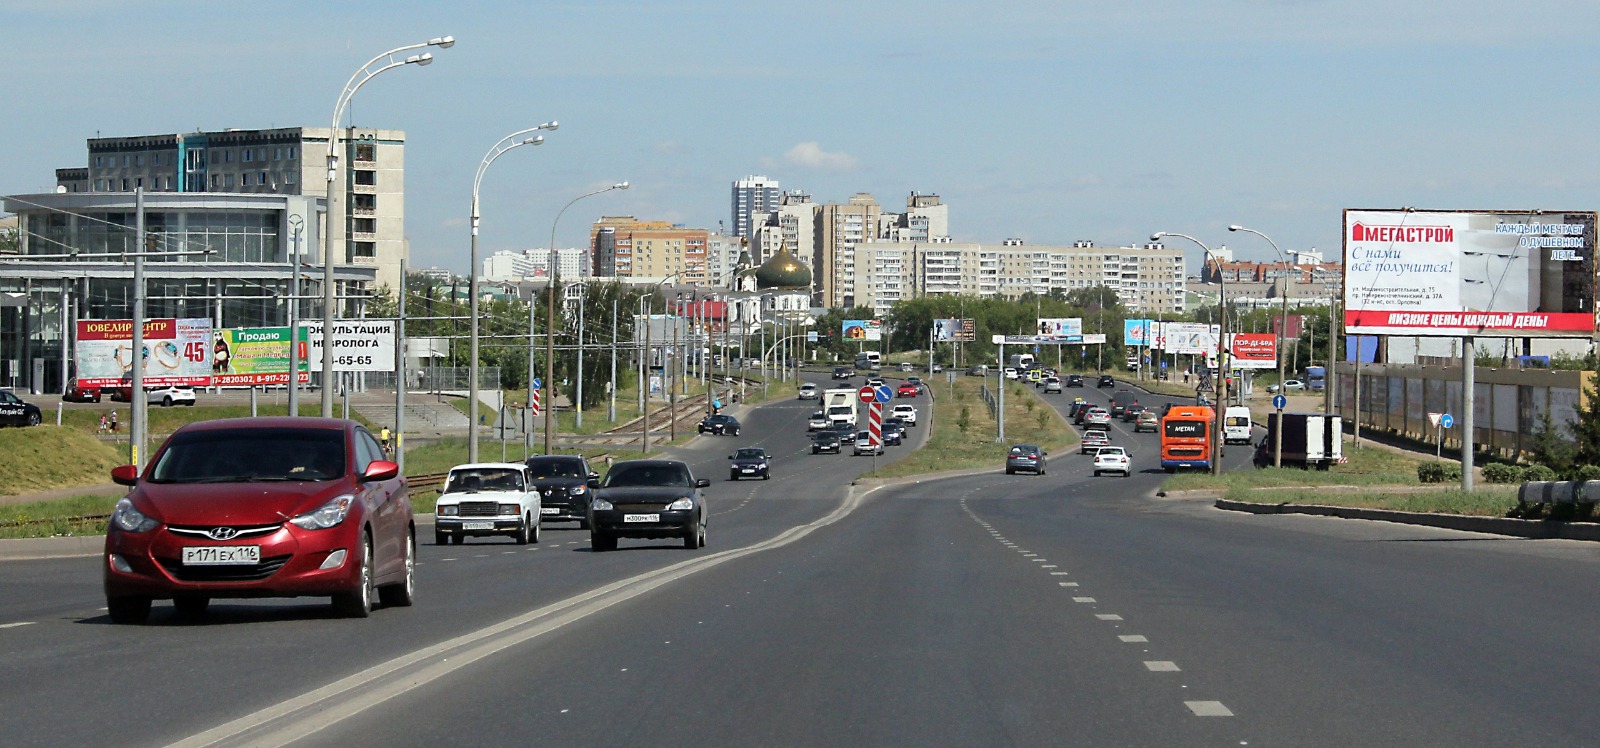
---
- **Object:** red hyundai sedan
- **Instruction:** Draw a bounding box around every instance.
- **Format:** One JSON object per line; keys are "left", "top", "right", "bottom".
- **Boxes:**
{"left": 103, "top": 417, "right": 414, "bottom": 624}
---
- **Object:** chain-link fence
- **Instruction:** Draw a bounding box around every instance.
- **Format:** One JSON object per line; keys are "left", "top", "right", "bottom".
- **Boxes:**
{"left": 362, "top": 366, "right": 500, "bottom": 392}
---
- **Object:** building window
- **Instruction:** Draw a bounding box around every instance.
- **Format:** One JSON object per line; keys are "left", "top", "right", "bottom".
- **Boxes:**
{"left": 94, "top": 179, "right": 105, "bottom": 191}
{"left": 94, "top": 156, "right": 103, "bottom": 168}
{"left": 242, "top": 173, "right": 251, "bottom": 187}
{"left": 135, "top": 177, "right": 143, "bottom": 189}
{"left": 352, "top": 218, "right": 376, "bottom": 234}
{"left": 354, "top": 143, "right": 376, "bottom": 162}
{"left": 288, "top": 147, "right": 297, "bottom": 160}
{"left": 274, "top": 147, "right": 283, "bottom": 160}
{"left": 122, "top": 155, "right": 130, "bottom": 167}
{"left": 223, "top": 150, "right": 232, "bottom": 163}
{"left": 259, "top": 171, "right": 268, "bottom": 187}
{"left": 121, "top": 178, "right": 129, "bottom": 190}
{"left": 225, "top": 174, "right": 234, "bottom": 188}
{"left": 284, "top": 170, "right": 296, "bottom": 185}
{"left": 243, "top": 149, "right": 253, "bottom": 163}
{"left": 353, "top": 170, "right": 376, "bottom": 186}
{"left": 352, "top": 241, "right": 376, "bottom": 258}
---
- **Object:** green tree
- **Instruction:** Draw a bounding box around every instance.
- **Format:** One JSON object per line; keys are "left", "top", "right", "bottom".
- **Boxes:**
{"left": 1528, "top": 411, "right": 1576, "bottom": 478}
{"left": 1571, "top": 375, "right": 1600, "bottom": 468}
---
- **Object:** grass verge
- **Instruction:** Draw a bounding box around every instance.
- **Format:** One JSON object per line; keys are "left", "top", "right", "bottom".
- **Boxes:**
{"left": 1162, "top": 443, "right": 1423, "bottom": 493}
{"left": 0, "top": 494, "right": 119, "bottom": 539}
{"left": 0, "top": 427, "right": 122, "bottom": 496}
{"left": 1234, "top": 486, "right": 1518, "bottom": 517}
{"left": 866, "top": 375, "right": 1075, "bottom": 480}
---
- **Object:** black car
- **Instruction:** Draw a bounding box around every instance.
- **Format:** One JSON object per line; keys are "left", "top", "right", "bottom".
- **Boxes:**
{"left": 1065, "top": 374, "right": 1084, "bottom": 388}
{"left": 697, "top": 414, "right": 741, "bottom": 436}
{"left": 881, "top": 419, "right": 906, "bottom": 446}
{"left": 1121, "top": 404, "right": 1145, "bottom": 423}
{"left": 1096, "top": 374, "right": 1115, "bottom": 388}
{"left": 728, "top": 447, "right": 771, "bottom": 480}
{"left": 811, "top": 430, "right": 844, "bottom": 454}
{"left": 525, "top": 455, "right": 600, "bottom": 528}
{"left": 1110, "top": 390, "right": 1137, "bottom": 418}
{"left": 1071, "top": 401, "right": 1092, "bottom": 424}
{"left": 0, "top": 389, "right": 41, "bottom": 427}
{"left": 589, "top": 459, "right": 709, "bottom": 551}
{"left": 832, "top": 367, "right": 853, "bottom": 380}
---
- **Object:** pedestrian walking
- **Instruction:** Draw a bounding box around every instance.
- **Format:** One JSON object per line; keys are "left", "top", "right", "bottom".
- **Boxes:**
{"left": 109, "top": 410, "right": 119, "bottom": 432}
{"left": 99, "top": 413, "right": 109, "bottom": 433}
{"left": 379, "top": 426, "right": 392, "bottom": 454}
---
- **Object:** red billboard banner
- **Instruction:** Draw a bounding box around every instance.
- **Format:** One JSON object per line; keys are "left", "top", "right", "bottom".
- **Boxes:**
{"left": 1229, "top": 333, "right": 1277, "bottom": 369}
{"left": 1342, "top": 310, "right": 1592, "bottom": 333}
{"left": 74, "top": 318, "right": 213, "bottom": 387}
{"left": 1270, "top": 315, "right": 1304, "bottom": 338}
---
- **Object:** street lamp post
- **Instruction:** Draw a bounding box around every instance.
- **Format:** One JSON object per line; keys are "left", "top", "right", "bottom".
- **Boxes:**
{"left": 1153, "top": 232, "right": 1227, "bottom": 476}
{"left": 321, "top": 36, "right": 453, "bottom": 419}
{"left": 544, "top": 181, "right": 628, "bottom": 454}
{"left": 1229, "top": 225, "right": 1292, "bottom": 469}
{"left": 467, "top": 123, "right": 556, "bottom": 464}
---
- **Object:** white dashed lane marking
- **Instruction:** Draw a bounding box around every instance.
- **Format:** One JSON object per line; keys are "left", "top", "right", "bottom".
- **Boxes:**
{"left": 1097, "top": 614, "right": 1123, "bottom": 621}
{"left": 0, "top": 622, "right": 35, "bottom": 629}
{"left": 1119, "top": 635, "right": 1148, "bottom": 643}
{"left": 1144, "top": 661, "right": 1181, "bottom": 672}
{"left": 1186, "top": 701, "right": 1234, "bottom": 717}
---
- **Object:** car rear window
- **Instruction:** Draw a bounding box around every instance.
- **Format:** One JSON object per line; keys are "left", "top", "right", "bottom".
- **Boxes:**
{"left": 604, "top": 464, "right": 692, "bottom": 487}
{"left": 149, "top": 427, "right": 345, "bottom": 483}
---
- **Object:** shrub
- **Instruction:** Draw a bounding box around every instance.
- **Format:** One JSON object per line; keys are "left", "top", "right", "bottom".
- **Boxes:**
{"left": 957, "top": 405, "right": 971, "bottom": 435}
{"left": 1522, "top": 464, "right": 1557, "bottom": 482}
{"left": 1573, "top": 464, "right": 1600, "bottom": 482}
{"left": 1482, "top": 463, "right": 1524, "bottom": 484}
{"left": 1417, "top": 462, "right": 1463, "bottom": 483}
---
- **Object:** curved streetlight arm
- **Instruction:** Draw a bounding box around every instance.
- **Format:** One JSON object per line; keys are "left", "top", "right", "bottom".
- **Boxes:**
{"left": 328, "top": 42, "right": 448, "bottom": 175}
{"left": 474, "top": 123, "right": 559, "bottom": 202}
{"left": 548, "top": 182, "right": 629, "bottom": 261}
{"left": 1153, "top": 230, "right": 1227, "bottom": 474}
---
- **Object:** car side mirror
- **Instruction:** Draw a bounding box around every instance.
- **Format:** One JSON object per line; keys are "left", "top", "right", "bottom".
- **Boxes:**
{"left": 111, "top": 464, "right": 139, "bottom": 486}
{"left": 362, "top": 460, "right": 400, "bottom": 483}
{"left": 695, "top": 478, "right": 711, "bottom": 488}
{"left": 728, "top": 455, "right": 735, "bottom": 460}
{"left": 587, "top": 477, "right": 600, "bottom": 488}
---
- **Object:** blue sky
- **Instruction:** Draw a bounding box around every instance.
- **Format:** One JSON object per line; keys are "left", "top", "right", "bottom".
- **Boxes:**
{"left": 6, "top": 0, "right": 1599, "bottom": 274}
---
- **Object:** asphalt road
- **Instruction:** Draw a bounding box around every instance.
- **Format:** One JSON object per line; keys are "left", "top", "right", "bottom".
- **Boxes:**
{"left": 5, "top": 376, "right": 1600, "bottom": 746}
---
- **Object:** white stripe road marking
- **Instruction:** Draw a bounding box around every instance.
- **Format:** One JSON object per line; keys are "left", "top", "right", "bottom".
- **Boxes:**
{"left": 1050, "top": 572, "right": 1070, "bottom": 575}
{"left": 0, "top": 622, "right": 35, "bottom": 629}
{"left": 169, "top": 477, "right": 887, "bottom": 748}
{"left": 1073, "top": 597, "right": 1095, "bottom": 603}
{"left": 1119, "top": 635, "right": 1148, "bottom": 643}
{"left": 1096, "top": 614, "right": 1123, "bottom": 621}
{"left": 1059, "top": 582, "right": 1080, "bottom": 587}
{"left": 1185, "top": 701, "right": 1234, "bottom": 717}
{"left": 1144, "top": 661, "right": 1181, "bottom": 672}
{"left": 1040, "top": 564, "right": 1057, "bottom": 568}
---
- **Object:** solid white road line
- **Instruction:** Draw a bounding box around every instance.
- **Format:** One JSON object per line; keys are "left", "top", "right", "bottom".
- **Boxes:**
{"left": 0, "top": 622, "right": 35, "bottom": 629}
{"left": 169, "top": 480, "right": 884, "bottom": 748}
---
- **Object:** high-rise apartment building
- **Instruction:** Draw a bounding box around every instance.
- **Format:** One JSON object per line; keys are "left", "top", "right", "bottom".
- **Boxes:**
{"left": 61, "top": 127, "right": 407, "bottom": 291}
{"left": 481, "top": 248, "right": 591, "bottom": 282}
{"left": 818, "top": 193, "right": 881, "bottom": 308}
{"left": 730, "top": 175, "right": 780, "bottom": 242}
{"left": 590, "top": 216, "right": 709, "bottom": 283}
{"left": 846, "top": 241, "right": 1187, "bottom": 317}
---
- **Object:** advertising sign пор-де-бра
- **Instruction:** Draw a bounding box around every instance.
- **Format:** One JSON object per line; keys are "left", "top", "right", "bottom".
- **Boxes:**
{"left": 1342, "top": 209, "right": 1597, "bottom": 337}
{"left": 1228, "top": 333, "right": 1277, "bottom": 369}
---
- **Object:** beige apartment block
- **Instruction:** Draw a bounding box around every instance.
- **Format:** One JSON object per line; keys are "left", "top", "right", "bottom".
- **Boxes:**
{"left": 68, "top": 126, "right": 408, "bottom": 292}
{"left": 590, "top": 216, "right": 709, "bottom": 283}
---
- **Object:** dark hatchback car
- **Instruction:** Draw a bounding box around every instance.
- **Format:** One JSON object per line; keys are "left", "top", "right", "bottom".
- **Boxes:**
{"left": 811, "top": 430, "right": 844, "bottom": 454}
{"left": 1065, "top": 374, "right": 1084, "bottom": 388}
{"left": 1006, "top": 444, "right": 1048, "bottom": 475}
{"left": 525, "top": 455, "right": 600, "bottom": 528}
{"left": 589, "top": 460, "right": 709, "bottom": 551}
{"left": 729, "top": 447, "right": 772, "bottom": 480}
{"left": 0, "top": 389, "right": 42, "bottom": 427}
{"left": 832, "top": 367, "right": 853, "bottom": 380}
{"left": 697, "top": 414, "right": 742, "bottom": 436}
{"left": 1097, "top": 374, "right": 1116, "bottom": 388}
{"left": 102, "top": 417, "right": 413, "bottom": 624}
{"left": 881, "top": 418, "right": 906, "bottom": 446}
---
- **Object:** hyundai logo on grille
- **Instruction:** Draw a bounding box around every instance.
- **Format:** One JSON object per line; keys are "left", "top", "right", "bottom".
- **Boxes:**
{"left": 207, "top": 527, "right": 240, "bottom": 541}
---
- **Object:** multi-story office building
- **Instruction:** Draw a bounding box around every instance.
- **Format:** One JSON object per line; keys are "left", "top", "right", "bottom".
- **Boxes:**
{"left": 730, "top": 175, "right": 780, "bottom": 242}
{"left": 590, "top": 216, "right": 709, "bottom": 283}
{"left": 481, "top": 248, "right": 591, "bottom": 282}
{"left": 62, "top": 127, "right": 408, "bottom": 292}
{"left": 845, "top": 240, "right": 1187, "bottom": 318}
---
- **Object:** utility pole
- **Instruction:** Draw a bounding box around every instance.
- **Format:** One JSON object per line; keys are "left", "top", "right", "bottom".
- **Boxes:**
{"left": 131, "top": 188, "right": 148, "bottom": 470}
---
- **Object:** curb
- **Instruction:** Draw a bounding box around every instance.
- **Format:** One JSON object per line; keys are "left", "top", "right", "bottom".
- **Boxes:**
{"left": 1213, "top": 498, "right": 1600, "bottom": 542}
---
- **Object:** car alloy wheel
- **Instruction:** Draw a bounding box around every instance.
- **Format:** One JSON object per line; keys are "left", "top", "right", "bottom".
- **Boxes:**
{"left": 162, "top": 396, "right": 173, "bottom": 407}
{"left": 332, "top": 535, "right": 374, "bottom": 618}
{"left": 379, "top": 534, "right": 416, "bottom": 608}
{"left": 27, "top": 413, "right": 41, "bottom": 426}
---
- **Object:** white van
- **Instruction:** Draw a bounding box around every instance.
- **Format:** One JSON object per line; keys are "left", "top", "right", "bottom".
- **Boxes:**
{"left": 1223, "top": 406, "right": 1253, "bottom": 445}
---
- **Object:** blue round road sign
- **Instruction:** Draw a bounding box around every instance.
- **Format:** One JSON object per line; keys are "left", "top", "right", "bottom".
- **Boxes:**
{"left": 1441, "top": 413, "right": 1454, "bottom": 429}
{"left": 531, "top": 377, "right": 542, "bottom": 390}
{"left": 874, "top": 385, "right": 893, "bottom": 403}
{"left": 1273, "top": 394, "right": 1288, "bottom": 410}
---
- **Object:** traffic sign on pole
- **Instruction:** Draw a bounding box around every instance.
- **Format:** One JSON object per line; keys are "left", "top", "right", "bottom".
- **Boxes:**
{"left": 530, "top": 388, "right": 542, "bottom": 417}
{"left": 531, "top": 378, "right": 542, "bottom": 391}
{"left": 873, "top": 385, "right": 893, "bottom": 403}
{"left": 857, "top": 386, "right": 876, "bottom": 403}
{"left": 1440, "top": 413, "right": 1454, "bottom": 429}
{"left": 1273, "top": 394, "right": 1288, "bottom": 410}
{"left": 868, "top": 401, "right": 884, "bottom": 447}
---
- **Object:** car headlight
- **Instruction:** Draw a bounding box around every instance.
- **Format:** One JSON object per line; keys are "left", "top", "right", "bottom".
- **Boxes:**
{"left": 568, "top": 485, "right": 587, "bottom": 495}
{"left": 591, "top": 497, "right": 613, "bottom": 511}
{"left": 289, "top": 495, "right": 354, "bottom": 530}
{"left": 498, "top": 503, "right": 520, "bottom": 516}
{"left": 665, "top": 497, "right": 694, "bottom": 511}
{"left": 757, "top": 463, "right": 768, "bottom": 470}
{"left": 439, "top": 504, "right": 458, "bottom": 516}
{"left": 111, "top": 498, "right": 158, "bottom": 533}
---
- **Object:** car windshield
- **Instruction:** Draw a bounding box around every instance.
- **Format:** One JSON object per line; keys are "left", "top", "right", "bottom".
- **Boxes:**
{"left": 604, "top": 463, "right": 693, "bottom": 488}
{"left": 148, "top": 427, "right": 346, "bottom": 483}
{"left": 734, "top": 449, "right": 765, "bottom": 460}
{"left": 444, "top": 467, "right": 524, "bottom": 493}
{"left": 525, "top": 459, "right": 583, "bottom": 479}
{"left": 828, "top": 406, "right": 852, "bottom": 416}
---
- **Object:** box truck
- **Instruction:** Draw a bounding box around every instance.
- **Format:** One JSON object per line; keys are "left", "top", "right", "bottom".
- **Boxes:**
{"left": 1257, "top": 412, "right": 1344, "bottom": 469}
{"left": 823, "top": 388, "right": 858, "bottom": 428}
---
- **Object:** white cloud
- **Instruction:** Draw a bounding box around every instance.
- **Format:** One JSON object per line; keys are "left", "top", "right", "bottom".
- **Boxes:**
{"left": 781, "top": 142, "right": 859, "bottom": 171}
